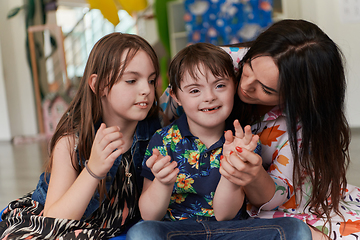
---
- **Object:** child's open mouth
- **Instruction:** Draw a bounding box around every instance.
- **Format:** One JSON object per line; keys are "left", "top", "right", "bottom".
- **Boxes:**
{"left": 201, "top": 106, "right": 220, "bottom": 112}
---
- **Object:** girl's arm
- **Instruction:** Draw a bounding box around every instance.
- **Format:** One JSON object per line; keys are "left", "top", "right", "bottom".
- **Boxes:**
{"left": 44, "top": 124, "right": 124, "bottom": 220}
{"left": 139, "top": 149, "right": 179, "bottom": 220}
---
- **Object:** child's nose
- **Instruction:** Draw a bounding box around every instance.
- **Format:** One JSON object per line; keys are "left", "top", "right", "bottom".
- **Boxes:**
{"left": 140, "top": 82, "right": 151, "bottom": 95}
{"left": 204, "top": 89, "right": 216, "bottom": 102}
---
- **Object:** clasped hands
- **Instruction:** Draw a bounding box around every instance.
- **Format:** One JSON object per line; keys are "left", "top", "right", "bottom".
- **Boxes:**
{"left": 220, "top": 120, "right": 263, "bottom": 187}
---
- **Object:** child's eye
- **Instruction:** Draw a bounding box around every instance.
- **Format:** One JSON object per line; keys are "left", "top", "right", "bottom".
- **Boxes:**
{"left": 216, "top": 83, "right": 226, "bottom": 89}
{"left": 148, "top": 79, "right": 156, "bottom": 85}
{"left": 189, "top": 89, "right": 200, "bottom": 94}
{"left": 126, "top": 80, "right": 136, "bottom": 84}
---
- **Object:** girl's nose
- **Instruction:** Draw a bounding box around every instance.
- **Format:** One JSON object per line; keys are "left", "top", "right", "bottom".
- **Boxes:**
{"left": 140, "top": 81, "right": 151, "bottom": 95}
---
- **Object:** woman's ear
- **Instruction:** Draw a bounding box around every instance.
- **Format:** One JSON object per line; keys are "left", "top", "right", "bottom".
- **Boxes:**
{"left": 88, "top": 74, "right": 97, "bottom": 94}
{"left": 169, "top": 89, "right": 182, "bottom": 106}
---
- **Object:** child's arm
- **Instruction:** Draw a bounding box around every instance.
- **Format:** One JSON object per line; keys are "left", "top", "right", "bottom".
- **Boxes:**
{"left": 44, "top": 123, "right": 124, "bottom": 220}
{"left": 139, "top": 149, "right": 179, "bottom": 221}
{"left": 213, "top": 121, "right": 259, "bottom": 221}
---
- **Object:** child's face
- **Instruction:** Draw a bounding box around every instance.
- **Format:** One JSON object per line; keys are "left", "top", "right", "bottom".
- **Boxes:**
{"left": 172, "top": 64, "right": 236, "bottom": 134}
{"left": 102, "top": 50, "right": 156, "bottom": 124}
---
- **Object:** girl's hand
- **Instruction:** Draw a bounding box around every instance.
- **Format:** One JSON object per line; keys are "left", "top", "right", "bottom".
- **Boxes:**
{"left": 146, "top": 149, "right": 179, "bottom": 185}
{"left": 87, "top": 123, "right": 124, "bottom": 178}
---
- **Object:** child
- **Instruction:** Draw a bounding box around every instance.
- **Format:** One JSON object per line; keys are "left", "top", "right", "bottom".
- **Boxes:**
{"left": 126, "top": 43, "right": 313, "bottom": 240}
{"left": 126, "top": 42, "right": 258, "bottom": 237}
{"left": 0, "top": 33, "right": 161, "bottom": 239}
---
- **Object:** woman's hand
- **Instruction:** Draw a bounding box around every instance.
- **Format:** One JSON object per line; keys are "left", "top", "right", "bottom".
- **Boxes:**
{"left": 220, "top": 120, "right": 275, "bottom": 207}
{"left": 220, "top": 144, "right": 263, "bottom": 187}
{"left": 87, "top": 123, "right": 124, "bottom": 178}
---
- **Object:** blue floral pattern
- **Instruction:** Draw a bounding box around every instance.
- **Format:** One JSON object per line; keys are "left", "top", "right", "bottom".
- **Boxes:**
{"left": 184, "top": 0, "right": 273, "bottom": 45}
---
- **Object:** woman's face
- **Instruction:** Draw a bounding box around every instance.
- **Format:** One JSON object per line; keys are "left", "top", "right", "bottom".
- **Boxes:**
{"left": 238, "top": 56, "right": 280, "bottom": 108}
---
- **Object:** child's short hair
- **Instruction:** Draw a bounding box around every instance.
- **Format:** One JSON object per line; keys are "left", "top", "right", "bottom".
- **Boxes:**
{"left": 168, "top": 42, "right": 237, "bottom": 96}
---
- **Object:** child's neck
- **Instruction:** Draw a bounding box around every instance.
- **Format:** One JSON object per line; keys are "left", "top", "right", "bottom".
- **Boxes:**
{"left": 189, "top": 123, "right": 225, "bottom": 149}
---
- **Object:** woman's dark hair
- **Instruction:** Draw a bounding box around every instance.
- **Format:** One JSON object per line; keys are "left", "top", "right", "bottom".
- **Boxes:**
{"left": 168, "top": 42, "right": 237, "bottom": 96}
{"left": 236, "top": 19, "right": 350, "bottom": 226}
{"left": 46, "top": 33, "right": 160, "bottom": 201}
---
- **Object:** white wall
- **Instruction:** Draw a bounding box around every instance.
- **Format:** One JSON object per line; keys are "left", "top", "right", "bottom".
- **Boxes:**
{"left": 289, "top": 0, "right": 360, "bottom": 127}
{"left": 0, "top": 0, "right": 38, "bottom": 141}
{"left": 0, "top": 44, "right": 11, "bottom": 141}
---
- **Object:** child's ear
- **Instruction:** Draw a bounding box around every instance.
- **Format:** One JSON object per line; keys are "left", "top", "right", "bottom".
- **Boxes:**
{"left": 88, "top": 74, "right": 108, "bottom": 96}
{"left": 169, "top": 89, "right": 182, "bottom": 106}
{"left": 88, "top": 74, "right": 98, "bottom": 94}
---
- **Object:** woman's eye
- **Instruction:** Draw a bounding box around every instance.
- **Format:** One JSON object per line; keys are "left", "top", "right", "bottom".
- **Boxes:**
{"left": 126, "top": 80, "right": 136, "bottom": 84}
{"left": 262, "top": 87, "right": 272, "bottom": 95}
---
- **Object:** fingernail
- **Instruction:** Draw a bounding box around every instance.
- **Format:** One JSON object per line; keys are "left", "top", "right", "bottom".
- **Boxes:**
{"left": 220, "top": 155, "right": 224, "bottom": 160}
{"left": 236, "top": 147, "right": 242, "bottom": 153}
{"left": 230, "top": 151, "right": 234, "bottom": 155}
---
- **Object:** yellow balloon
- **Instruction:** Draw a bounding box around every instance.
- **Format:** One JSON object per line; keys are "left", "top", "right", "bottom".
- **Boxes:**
{"left": 86, "top": 0, "right": 120, "bottom": 26}
{"left": 117, "top": 0, "right": 148, "bottom": 15}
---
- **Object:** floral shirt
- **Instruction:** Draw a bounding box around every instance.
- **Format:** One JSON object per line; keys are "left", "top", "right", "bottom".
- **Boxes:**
{"left": 142, "top": 114, "right": 260, "bottom": 221}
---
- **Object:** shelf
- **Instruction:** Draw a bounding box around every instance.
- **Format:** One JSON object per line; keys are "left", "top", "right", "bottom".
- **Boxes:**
{"left": 167, "top": 0, "right": 187, "bottom": 57}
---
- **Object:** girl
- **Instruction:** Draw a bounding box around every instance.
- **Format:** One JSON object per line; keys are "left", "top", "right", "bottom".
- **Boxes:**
{"left": 0, "top": 32, "right": 161, "bottom": 239}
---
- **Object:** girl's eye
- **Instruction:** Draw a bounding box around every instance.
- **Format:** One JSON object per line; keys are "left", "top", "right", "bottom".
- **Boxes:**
{"left": 126, "top": 80, "right": 136, "bottom": 84}
{"left": 148, "top": 79, "right": 156, "bottom": 85}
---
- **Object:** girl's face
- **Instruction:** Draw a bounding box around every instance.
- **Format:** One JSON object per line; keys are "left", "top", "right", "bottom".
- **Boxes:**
{"left": 102, "top": 50, "right": 156, "bottom": 125}
{"left": 238, "top": 56, "right": 280, "bottom": 109}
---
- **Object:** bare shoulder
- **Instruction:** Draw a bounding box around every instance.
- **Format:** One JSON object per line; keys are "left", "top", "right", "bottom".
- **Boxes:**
{"left": 52, "top": 134, "right": 78, "bottom": 168}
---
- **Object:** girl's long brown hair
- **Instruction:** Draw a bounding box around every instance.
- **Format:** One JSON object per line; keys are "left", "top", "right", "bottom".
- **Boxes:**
{"left": 45, "top": 32, "right": 160, "bottom": 202}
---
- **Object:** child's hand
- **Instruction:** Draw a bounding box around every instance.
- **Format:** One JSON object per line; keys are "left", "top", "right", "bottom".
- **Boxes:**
{"left": 87, "top": 123, "right": 124, "bottom": 178}
{"left": 146, "top": 149, "right": 179, "bottom": 185}
{"left": 223, "top": 120, "right": 259, "bottom": 158}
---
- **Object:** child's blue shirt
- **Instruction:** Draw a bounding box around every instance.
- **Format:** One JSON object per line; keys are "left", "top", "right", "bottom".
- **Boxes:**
{"left": 141, "top": 114, "right": 261, "bottom": 221}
